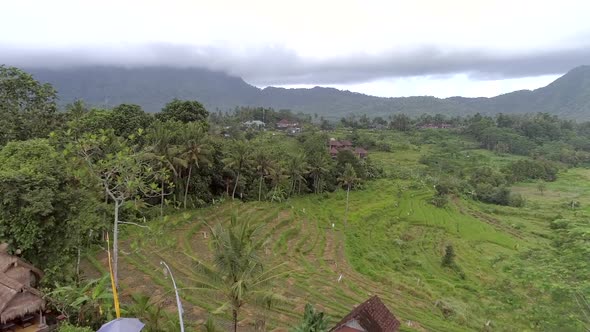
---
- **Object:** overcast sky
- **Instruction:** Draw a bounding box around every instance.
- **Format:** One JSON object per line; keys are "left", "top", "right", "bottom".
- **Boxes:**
{"left": 1, "top": 0, "right": 589, "bottom": 97}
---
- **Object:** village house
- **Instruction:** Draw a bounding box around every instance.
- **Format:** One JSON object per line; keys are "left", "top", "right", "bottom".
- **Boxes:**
{"left": 328, "top": 139, "right": 368, "bottom": 159}
{"left": 330, "top": 296, "right": 400, "bottom": 332}
{"left": 0, "top": 244, "right": 47, "bottom": 332}
{"left": 242, "top": 120, "right": 266, "bottom": 130}
{"left": 276, "top": 119, "right": 300, "bottom": 129}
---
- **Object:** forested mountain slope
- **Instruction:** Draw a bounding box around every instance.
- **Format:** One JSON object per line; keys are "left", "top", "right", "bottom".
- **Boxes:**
{"left": 27, "top": 65, "right": 590, "bottom": 119}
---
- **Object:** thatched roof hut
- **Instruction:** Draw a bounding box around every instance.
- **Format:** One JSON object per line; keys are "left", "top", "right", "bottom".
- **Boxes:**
{"left": 0, "top": 243, "right": 45, "bottom": 324}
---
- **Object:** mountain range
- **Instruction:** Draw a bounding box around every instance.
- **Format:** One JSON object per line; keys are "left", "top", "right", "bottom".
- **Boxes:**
{"left": 26, "top": 65, "right": 590, "bottom": 120}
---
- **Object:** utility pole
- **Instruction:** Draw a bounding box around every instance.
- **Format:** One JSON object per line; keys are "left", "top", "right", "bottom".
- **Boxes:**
{"left": 160, "top": 261, "right": 185, "bottom": 332}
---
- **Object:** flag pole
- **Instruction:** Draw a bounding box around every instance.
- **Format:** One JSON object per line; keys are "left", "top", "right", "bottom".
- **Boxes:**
{"left": 106, "top": 233, "right": 121, "bottom": 318}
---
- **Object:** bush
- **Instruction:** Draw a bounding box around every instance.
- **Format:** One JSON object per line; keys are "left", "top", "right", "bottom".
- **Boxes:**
{"left": 508, "top": 193, "right": 526, "bottom": 207}
{"left": 442, "top": 244, "right": 455, "bottom": 266}
{"left": 431, "top": 194, "right": 449, "bottom": 208}
{"left": 58, "top": 323, "right": 93, "bottom": 332}
{"left": 549, "top": 219, "right": 570, "bottom": 230}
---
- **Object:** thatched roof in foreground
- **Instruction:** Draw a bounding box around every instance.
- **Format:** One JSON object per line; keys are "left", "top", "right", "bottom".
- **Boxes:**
{"left": 0, "top": 243, "right": 45, "bottom": 323}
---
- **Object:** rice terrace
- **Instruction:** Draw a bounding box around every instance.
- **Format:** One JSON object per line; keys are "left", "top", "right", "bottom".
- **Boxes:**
{"left": 2, "top": 3, "right": 590, "bottom": 330}
{"left": 77, "top": 128, "right": 590, "bottom": 332}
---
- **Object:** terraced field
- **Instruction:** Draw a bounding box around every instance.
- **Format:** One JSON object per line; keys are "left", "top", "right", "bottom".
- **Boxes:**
{"left": 82, "top": 173, "right": 566, "bottom": 331}
{"left": 83, "top": 133, "right": 587, "bottom": 331}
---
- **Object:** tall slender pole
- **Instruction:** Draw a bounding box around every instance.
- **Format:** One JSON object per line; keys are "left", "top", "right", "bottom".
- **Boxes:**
{"left": 160, "top": 261, "right": 185, "bottom": 332}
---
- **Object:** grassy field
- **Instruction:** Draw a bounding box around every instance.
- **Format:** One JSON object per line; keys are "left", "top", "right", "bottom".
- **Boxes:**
{"left": 84, "top": 130, "right": 589, "bottom": 331}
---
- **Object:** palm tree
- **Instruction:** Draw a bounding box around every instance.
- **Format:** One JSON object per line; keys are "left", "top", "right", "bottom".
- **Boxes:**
{"left": 308, "top": 153, "right": 331, "bottom": 194}
{"left": 338, "top": 163, "right": 359, "bottom": 228}
{"left": 286, "top": 153, "right": 308, "bottom": 196}
{"left": 126, "top": 293, "right": 167, "bottom": 332}
{"left": 181, "top": 123, "right": 212, "bottom": 208}
{"left": 291, "top": 303, "right": 329, "bottom": 332}
{"left": 222, "top": 141, "right": 252, "bottom": 200}
{"left": 195, "top": 215, "right": 285, "bottom": 332}
{"left": 253, "top": 149, "right": 275, "bottom": 201}
{"left": 145, "top": 121, "right": 185, "bottom": 213}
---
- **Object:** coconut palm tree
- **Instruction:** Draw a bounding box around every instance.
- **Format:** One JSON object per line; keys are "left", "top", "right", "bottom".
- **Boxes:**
{"left": 145, "top": 121, "right": 185, "bottom": 212}
{"left": 181, "top": 123, "right": 212, "bottom": 208}
{"left": 308, "top": 152, "right": 331, "bottom": 194}
{"left": 338, "top": 163, "right": 359, "bottom": 228}
{"left": 253, "top": 149, "right": 275, "bottom": 201}
{"left": 286, "top": 153, "right": 309, "bottom": 196}
{"left": 222, "top": 141, "right": 252, "bottom": 200}
{"left": 194, "top": 215, "right": 286, "bottom": 332}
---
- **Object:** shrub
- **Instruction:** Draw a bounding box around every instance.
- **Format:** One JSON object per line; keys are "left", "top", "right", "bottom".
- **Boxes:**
{"left": 549, "top": 219, "right": 570, "bottom": 230}
{"left": 58, "top": 323, "right": 93, "bottom": 332}
{"left": 431, "top": 195, "right": 449, "bottom": 208}
{"left": 508, "top": 193, "right": 526, "bottom": 207}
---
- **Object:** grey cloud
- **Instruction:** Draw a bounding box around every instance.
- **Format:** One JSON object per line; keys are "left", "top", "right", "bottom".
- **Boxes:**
{"left": 1, "top": 43, "right": 589, "bottom": 84}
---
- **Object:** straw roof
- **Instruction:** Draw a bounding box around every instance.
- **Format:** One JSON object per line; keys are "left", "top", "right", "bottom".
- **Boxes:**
{"left": 0, "top": 244, "right": 45, "bottom": 323}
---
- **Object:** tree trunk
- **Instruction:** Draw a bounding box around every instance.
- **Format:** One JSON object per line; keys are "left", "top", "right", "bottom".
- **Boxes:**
{"left": 233, "top": 309, "right": 238, "bottom": 332}
{"left": 345, "top": 184, "right": 350, "bottom": 228}
{"left": 113, "top": 200, "right": 120, "bottom": 288}
{"left": 161, "top": 178, "right": 165, "bottom": 218}
{"left": 76, "top": 244, "right": 81, "bottom": 282}
{"left": 184, "top": 165, "right": 192, "bottom": 209}
{"left": 232, "top": 172, "right": 240, "bottom": 200}
{"left": 258, "top": 175, "right": 263, "bottom": 201}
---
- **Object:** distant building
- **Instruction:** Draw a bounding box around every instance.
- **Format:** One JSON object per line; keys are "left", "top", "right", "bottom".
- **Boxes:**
{"left": 331, "top": 296, "right": 400, "bottom": 332}
{"left": 276, "top": 119, "right": 300, "bottom": 129}
{"left": 418, "top": 123, "right": 453, "bottom": 129}
{"left": 328, "top": 138, "right": 367, "bottom": 158}
{"left": 243, "top": 120, "right": 266, "bottom": 129}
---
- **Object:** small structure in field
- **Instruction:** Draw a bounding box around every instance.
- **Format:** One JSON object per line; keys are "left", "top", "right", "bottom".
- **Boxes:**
{"left": 330, "top": 295, "right": 400, "bottom": 332}
{"left": 328, "top": 139, "right": 367, "bottom": 159}
{"left": 0, "top": 243, "right": 46, "bottom": 330}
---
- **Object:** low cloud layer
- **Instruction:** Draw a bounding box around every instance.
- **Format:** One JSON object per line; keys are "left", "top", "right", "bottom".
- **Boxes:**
{"left": 1, "top": 43, "right": 589, "bottom": 85}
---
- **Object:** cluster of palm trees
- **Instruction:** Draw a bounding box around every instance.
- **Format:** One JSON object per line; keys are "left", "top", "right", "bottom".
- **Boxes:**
{"left": 142, "top": 121, "right": 333, "bottom": 206}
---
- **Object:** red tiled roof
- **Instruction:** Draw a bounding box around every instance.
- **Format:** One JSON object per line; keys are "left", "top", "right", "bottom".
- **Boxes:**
{"left": 331, "top": 296, "right": 400, "bottom": 332}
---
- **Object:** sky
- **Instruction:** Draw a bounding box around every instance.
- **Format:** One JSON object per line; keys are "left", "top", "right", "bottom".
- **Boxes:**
{"left": 1, "top": 0, "right": 589, "bottom": 97}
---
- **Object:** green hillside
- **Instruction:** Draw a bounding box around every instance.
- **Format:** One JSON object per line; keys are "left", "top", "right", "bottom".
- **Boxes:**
{"left": 26, "top": 65, "right": 590, "bottom": 120}
{"left": 83, "top": 130, "right": 589, "bottom": 331}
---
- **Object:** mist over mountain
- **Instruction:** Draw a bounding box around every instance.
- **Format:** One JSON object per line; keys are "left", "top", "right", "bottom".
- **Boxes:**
{"left": 27, "top": 65, "right": 590, "bottom": 120}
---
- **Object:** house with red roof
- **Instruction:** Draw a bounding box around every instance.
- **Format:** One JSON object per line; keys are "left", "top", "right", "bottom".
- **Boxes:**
{"left": 331, "top": 296, "right": 400, "bottom": 332}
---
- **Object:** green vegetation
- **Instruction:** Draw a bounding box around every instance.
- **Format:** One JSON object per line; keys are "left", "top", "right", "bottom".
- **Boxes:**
{"left": 1, "top": 66, "right": 589, "bottom": 331}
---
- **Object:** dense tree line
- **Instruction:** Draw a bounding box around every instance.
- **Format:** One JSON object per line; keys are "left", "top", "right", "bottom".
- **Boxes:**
{"left": 0, "top": 66, "right": 380, "bottom": 285}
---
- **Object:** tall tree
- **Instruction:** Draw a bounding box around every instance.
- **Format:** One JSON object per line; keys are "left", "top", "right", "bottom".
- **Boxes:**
{"left": 253, "top": 149, "right": 275, "bottom": 201}
{"left": 180, "top": 122, "right": 212, "bottom": 208}
{"left": 337, "top": 163, "right": 359, "bottom": 227}
{"left": 195, "top": 215, "right": 284, "bottom": 332}
{"left": 0, "top": 139, "right": 87, "bottom": 280}
{"left": 146, "top": 121, "right": 186, "bottom": 211}
{"left": 286, "top": 153, "right": 309, "bottom": 196}
{"left": 71, "top": 130, "right": 161, "bottom": 287}
{"left": 223, "top": 141, "right": 252, "bottom": 200}
{"left": 111, "top": 104, "right": 153, "bottom": 138}
{"left": 157, "top": 99, "right": 209, "bottom": 123}
{"left": 0, "top": 65, "right": 59, "bottom": 145}
{"left": 308, "top": 153, "right": 331, "bottom": 194}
